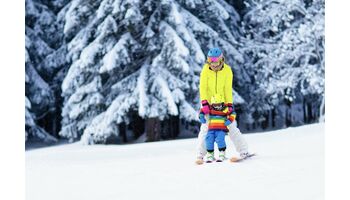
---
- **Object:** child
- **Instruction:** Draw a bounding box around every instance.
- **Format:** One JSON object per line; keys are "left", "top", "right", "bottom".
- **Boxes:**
{"left": 199, "top": 94, "right": 236, "bottom": 162}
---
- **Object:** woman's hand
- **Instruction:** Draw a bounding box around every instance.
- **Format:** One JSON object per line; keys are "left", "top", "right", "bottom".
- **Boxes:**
{"left": 227, "top": 103, "right": 233, "bottom": 114}
{"left": 201, "top": 100, "right": 210, "bottom": 114}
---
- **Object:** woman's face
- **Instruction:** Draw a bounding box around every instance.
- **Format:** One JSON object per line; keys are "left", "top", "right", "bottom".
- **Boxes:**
{"left": 208, "top": 56, "right": 223, "bottom": 71}
{"left": 210, "top": 61, "right": 222, "bottom": 71}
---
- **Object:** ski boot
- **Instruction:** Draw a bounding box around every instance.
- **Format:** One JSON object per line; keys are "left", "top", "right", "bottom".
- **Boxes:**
{"left": 240, "top": 152, "right": 250, "bottom": 159}
{"left": 206, "top": 151, "right": 215, "bottom": 163}
{"left": 217, "top": 151, "right": 226, "bottom": 162}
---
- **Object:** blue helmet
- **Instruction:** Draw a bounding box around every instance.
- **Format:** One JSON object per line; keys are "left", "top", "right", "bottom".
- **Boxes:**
{"left": 207, "top": 47, "right": 223, "bottom": 57}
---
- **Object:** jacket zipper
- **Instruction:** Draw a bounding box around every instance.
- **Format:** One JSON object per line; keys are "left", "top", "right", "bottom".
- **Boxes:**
{"left": 215, "top": 71, "right": 218, "bottom": 93}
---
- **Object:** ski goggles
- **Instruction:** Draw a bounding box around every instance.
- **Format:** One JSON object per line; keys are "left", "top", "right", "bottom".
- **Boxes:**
{"left": 211, "top": 103, "right": 225, "bottom": 111}
{"left": 208, "top": 56, "right": 220, "bottom": 62}
{"left": 207, "top": 56, "right": 223, "bottom": 65}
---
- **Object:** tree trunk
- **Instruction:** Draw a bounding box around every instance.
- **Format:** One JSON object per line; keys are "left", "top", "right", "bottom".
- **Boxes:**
{"left": 119, "top": 123, "right": 127, "bottom": 143}
{"left": 145, "top": 118, "right": 160, "bottom": 142}
{"left": 169, "top": 115, "right": 180, "bottom": 139}
{"left": 307, "top": 102, "right": 312, "bottom": 123}
{"left": 261, "top": 112, "right": 268, "bottom": 130}
{"left": 319, "top": 94, "right": 325, "bottom": 122}
{"left": 131, "top": 114, "right": 145, "bottom": 139}
{"left": 285, "top": 103, "right": 292, "bottom": 127}
{"left": 272, "top": 108, "right": 276, "bottom": 128}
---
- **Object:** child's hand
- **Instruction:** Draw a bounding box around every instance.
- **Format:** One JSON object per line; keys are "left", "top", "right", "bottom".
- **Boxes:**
{"left": 224, "top": 119, "right": 232, "bottom": 126}
{"left": 199, "top": 115, "right": 207, "bottom": 124}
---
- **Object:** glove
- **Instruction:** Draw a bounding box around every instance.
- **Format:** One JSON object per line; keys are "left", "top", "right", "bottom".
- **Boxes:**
{"left": 227, "top": 103, "right": 233, "bottom": 114}
{"left": 201, "top": 100, "right": 210, "bottom": 114}
{"left": 199, "top": 114, "right": 207, "bottom": 124}
{"left": 224, "top": 119, "right": 232, "bottom": 126}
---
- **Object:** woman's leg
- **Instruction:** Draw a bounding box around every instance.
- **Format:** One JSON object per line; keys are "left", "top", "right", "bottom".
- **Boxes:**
{"left": 227, "top": 121, "right": 249, "bottom": 154}
{"left": 196, "top": 122, "right": 208, "bottom": 159}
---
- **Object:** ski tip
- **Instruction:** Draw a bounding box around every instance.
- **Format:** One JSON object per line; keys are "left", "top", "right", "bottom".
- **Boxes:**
{"left": 230, "top": 157, "right": 240, "bottom": 162}
{"left": 195, "top": 159, "right": 204, "bottom": 165}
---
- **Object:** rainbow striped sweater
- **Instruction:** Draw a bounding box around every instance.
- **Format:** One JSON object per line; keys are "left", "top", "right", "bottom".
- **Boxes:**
{"left": 199, "top": 107, "right": 236, "bottom": 132}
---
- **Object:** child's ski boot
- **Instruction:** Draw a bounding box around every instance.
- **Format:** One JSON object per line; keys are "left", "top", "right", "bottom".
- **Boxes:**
{"left": 206, "top": 151, "right": 215, "bottom": 163}
{"left": 216, "top": 151, "right": 226, "bottom": 162}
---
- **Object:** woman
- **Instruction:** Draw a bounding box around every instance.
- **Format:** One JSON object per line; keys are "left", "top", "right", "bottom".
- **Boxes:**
{"left": 196, "top": 47, "right": 252, "bottom": 164}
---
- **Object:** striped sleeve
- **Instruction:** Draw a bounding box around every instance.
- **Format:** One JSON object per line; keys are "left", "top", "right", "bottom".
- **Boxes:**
{"left": 227, "top": 112, "right": 236, "bottom": 122}
{"left": 199, "top": 108, "right": 205, "bottom": 119}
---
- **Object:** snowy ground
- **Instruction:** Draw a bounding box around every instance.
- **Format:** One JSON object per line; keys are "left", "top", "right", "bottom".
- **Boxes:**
{"left": 26, "top": 123, "right": 324, "bottom": 200}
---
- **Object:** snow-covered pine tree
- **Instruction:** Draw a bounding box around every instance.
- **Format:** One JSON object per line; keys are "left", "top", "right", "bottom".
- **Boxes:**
{"left": 60, "top": 0, "right": 108, "bottom": 142}
{"left": 25, "top": 96, "right": 57, "bottom": 143}
{"left": 240, "top": 0, "right": 324, "bottom": 129}
{"left": 25, "top": 0, "right": 71, "bottom": 142}
{"left": 60, "top": 0, "right": 245, "bottom": 144}
{"left": 26, "top": 0, "right": 56, "bottom": 142}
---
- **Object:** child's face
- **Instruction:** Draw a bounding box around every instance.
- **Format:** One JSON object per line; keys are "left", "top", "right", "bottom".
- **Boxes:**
{"left": 211, "top": 103, "right": 225, "bottom": 111}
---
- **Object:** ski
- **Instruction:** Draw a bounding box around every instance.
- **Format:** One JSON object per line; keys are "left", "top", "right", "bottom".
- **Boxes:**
{"left": 195, "top": 158, "right": 221, "bottom": 164}
{"left": 230, "top": 153, "right": 256, "bottom": 163}
{"left": 195, "top": 159, "right": 204, "bottom": 165}
{"left": 196, "top": 154, "right": 251, "bottom": 165}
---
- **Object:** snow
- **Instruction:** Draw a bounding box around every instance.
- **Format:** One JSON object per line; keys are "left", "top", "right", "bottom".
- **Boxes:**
{"left": 97, "top": 15, "right": 118, "bottom": 39}
{"left": 161, "top": 21, "right": 189, "bottom": 58}
{"left": 179, "top": 101, "right": 198, "bottom": 121}
{"left": 63, "top": 0, "right": 80, "bottom": 35}
{"left": 25, "top": 97, "right": 35, "bottom": 127}
{"left": 124, "top": 7, "right": 142, "bottom": 22}
{"left": 26, "top": 123, "right": 324, "bottom": 200}
{"left": 136, "top": 65, "right": 148, "bottom": 117}
{"left": 66, "top": 77, "right": 103, "bottom": 119}
{"left": 153, "top": 75, "right": 179, "bottom": 116}
{"left": 26, "top": 64, "right": 54, "bottom": 107}
{"left": 81, "top": 112, "right": 117, "bottom": 145}
{"left": 100, "top": 33, "right": 136, "bottom": 73}
{"left": 233, "top": 89, "right": 245, "bottom": 104}
{"left": 170, "top": 2, "right": 183, "bottom": 25}
{"left": 111, "top": 0, "right": 122, "bottom": 15}
{"left": 96, "top": 0, "right": 113, "bottom": 19}
{"left": 79, "top": 42, "right": 102, "bottom": 67}
{"left": 212, "top": 0, "right": 230, "bottom": 20}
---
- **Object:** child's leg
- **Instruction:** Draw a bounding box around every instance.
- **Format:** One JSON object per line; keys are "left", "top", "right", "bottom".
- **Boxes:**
{"left": 227, "top": 121, "right": 249, "bottom": 154}
{"left": 205, "top": 131, "right": 216, "bottom": 162}
{"left": 215, "top": 131, "right": 227, "bottom": 160}
{"left": 215, "top": 130, "right": 227, "bottom": 151}
{"left": 205, "top": 131, "right": 215, "bottom": 152}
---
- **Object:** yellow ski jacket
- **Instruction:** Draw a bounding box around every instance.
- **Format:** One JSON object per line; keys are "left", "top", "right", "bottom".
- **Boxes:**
{"left": 199, "top": 63, "right": 233, "bottom": 104}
